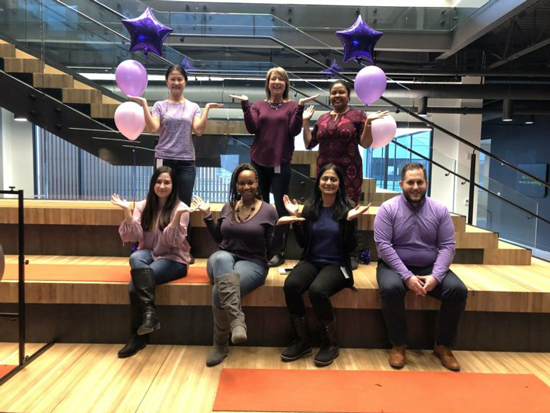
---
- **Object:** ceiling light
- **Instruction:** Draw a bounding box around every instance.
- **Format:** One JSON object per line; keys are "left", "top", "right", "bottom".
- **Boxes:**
{"left": 502, "top": 99, "right": 513, "bottom": 122}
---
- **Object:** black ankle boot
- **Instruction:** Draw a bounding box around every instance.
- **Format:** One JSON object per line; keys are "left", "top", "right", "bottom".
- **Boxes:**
{"left": 314, "top": 318, "right": 339, "bottom": 367}
{"left": 268, "top": 252, "right": 286, "bottom": 267}
{"left": 118, "top": 334, "right": 147, "bottom": 358}
{"left": 281, "top": 315, "right": 312, "bottom": 362}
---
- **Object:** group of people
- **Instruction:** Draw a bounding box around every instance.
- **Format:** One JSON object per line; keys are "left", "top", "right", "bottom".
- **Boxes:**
{"left": 111, "top": 64, "right": 468, "bottom": 372}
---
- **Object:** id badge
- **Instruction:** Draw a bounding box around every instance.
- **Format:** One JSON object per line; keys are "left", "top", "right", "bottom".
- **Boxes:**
{"left": 274, "top": 165, "right": 281, "bottom": 174}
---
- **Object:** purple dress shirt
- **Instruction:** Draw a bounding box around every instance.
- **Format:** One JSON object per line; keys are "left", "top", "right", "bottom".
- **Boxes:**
{"left": 374, "top": 194, "right": 455, "bottom": 283}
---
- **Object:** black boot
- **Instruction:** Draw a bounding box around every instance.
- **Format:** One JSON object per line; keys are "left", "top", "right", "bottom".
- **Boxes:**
{"left": 281, "top": 315, "right": 312, "bottom": 362}
{"left": 268, "top": 251, "right": 286, "bottom": 267}
{"left": 118, "top": 334, "right": 147, "bottom": 358}
{"left": 131, "top": 267, "right": 160, "bottom": 335}
{"left": 314, "top": 318, "right": 339, "bottom": 367}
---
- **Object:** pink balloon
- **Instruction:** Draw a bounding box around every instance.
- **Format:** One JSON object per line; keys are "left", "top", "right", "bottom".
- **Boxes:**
{"left": 371, "top": 115, "right": 397, "bottom": 149}
{"left": 114, "top": 102, "right": 145, "bottom": 141}
{"left": 354, "top": 65, "right": 387, "bottom": 105}
{"left": 115, "top": 60, "right": 148, "bottom": 96}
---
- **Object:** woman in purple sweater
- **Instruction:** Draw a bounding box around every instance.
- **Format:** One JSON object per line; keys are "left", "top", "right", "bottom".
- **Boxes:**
{"left": 193, "top": 163, "right": 302, "bottom": 367}
{"left": 111, "top": 166, "right": 193, "bottom": 358}
{"left": 230, "top": 67, "right": 318, "bottom": 267}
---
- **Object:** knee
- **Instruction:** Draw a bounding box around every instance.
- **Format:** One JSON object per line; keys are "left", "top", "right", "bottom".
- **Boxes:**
{"left": 308, "top": 285, "right": 329, "bottom": 302}
{"left": 378, "top": 282, "right": 406, "bottom": 301}
{"left": 129, "top": 252, "right": 146, "bottom": 269}
{"left": 446, "top": 283, "right": 468, "bottom": 303}
{"left": 283, "top": 276, "right": 302, "bottom": 296}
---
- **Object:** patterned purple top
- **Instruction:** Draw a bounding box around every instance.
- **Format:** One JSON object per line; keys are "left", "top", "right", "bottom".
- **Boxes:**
{"left": 152, "top": 99, "right": 201, "bottom": 161}
{"left": 308, "top": 108, "right": 366, "bottom": 204}
{"left": 242, "top": 100, "right": 304, "bottom": 167}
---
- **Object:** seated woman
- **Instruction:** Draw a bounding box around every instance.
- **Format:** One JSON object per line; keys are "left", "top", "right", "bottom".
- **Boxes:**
{"left": 280, "top": 163, "right": 369, "bottom": 366}
{"left": 112, "top": 166, "right": 193, "bottom": 358}
{"left": 193, "top": 163, "right": 294, "bottom": 367}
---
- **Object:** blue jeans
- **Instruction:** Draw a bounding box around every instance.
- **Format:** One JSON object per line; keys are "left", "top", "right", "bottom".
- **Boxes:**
{"left": 160, "top": 159, "right": 196, "bottom": 206}
{"left": 129, "top": 249, "right": 187, "bottom": 285}
{"left": 207, "top": 250, "right": 267, "bottom": 309}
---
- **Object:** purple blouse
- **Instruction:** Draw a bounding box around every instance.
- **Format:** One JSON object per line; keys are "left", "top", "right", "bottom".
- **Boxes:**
{"left": 119, "top": 200, "right": 191, "bottom": 265}
{"left": 242, "top": 100, "right": 304, "bottom": 167}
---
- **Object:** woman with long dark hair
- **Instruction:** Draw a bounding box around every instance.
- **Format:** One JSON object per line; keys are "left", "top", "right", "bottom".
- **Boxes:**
{"left": 193, "top": 163, "right": 299, "bottom": 367}
{"left": 280, "top": 163, "right": 369, "bottom": 366}
{"left": 229, "top": 67, "right": 318, "bottom": 267}
{"left": 111, "top": 166, "right": 193, "bottom": 358}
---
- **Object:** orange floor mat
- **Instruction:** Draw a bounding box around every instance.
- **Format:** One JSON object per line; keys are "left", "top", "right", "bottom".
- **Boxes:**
{"left": 213, "top": 368, "right": 550, "bottom": 413}
{"left": 0, "top": 365, "right": 17, "bottom": 380}
{"left": 2, "top": 264, "right": 209, "bottom": 283}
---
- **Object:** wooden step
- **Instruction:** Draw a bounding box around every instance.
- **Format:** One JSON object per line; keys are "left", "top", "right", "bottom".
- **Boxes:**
{"left": 291, "top": 150, "right": 317, "bottom": 178}
{"left": 90, "top": 102, "right": 119, "bottom": 118}
{"left": 2, "top": 57, "right": 42, "bottom": 73}
{"left": 456, "top": 225, "right": 499, "bottom": 249}
{"left": 482, "top": 240, "right": 532, "bottom": 265}
{"left": 0, "top": 43, "right": 16, "bottom": 58}
{"left": 62, "top": 88, "right": 102, "bottom": 104}
{"left": 362, "top": 178, "right": 377, "bottom": 195}
{"left": 33, "top": 73, "right": 74, "bottom": 89}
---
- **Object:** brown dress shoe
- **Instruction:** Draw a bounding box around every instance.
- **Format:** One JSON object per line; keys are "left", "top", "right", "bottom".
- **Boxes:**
{"left": 433, "top": 344, "right": 460, "bottom": 371}
{"left": 389, "top": 345, "right": 406, "bottom": 369}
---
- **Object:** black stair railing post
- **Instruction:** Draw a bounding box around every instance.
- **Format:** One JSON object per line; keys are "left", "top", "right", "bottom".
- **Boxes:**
{"left": 468, "top": 152, "right": 476, "bottom": 226}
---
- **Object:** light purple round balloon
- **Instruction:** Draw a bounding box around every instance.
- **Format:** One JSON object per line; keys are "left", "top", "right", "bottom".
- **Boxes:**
{"left": 115, "top": 102, "right": 145, "bottom": 141}
{"left": 354, "top": 65, "right": 387, "bottom": 106}
{"left": 115, "top": 60, "right": 148, "bottom": 97}
{"left": 371, "top": 115, "right": 397, "bottom": 149}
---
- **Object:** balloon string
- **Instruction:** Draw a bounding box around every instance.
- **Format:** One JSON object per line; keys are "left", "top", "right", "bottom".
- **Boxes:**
{"left": 132, "top": 142, "right": 137, "bottom": 209}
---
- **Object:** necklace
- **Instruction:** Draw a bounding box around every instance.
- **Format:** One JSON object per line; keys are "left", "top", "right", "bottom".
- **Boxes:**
{"left": 163, "top": 99, "right": 186, "bottom": 133}
{"left": 235, "top": 200, "right": 257, "bottom": 223}
{"left": 268, "top": 100, "right": 284, "bottom": 111}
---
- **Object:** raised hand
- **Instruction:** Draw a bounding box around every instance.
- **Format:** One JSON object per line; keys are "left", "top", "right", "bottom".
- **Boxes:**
{"left": 192, "top": 195, "right": 211, "bottom": 216}
{"left": 367, "top": 110, "right": 390, "bottom": 123}
{"left": 347, "top": 203, "right": 371, "bottom": 221}
{"left": 111, "top": 193, "right": 130, "bottom": 210}
{"left": 276, "top": 215, "right": 305, "bottom": 226}
{"left": 205, "top": 103, "right": 224, "bottom": 110}
{"left": 303, "top": 105, "right": 315, "bottom": 121}
{"left": 128, "top": 96, "right": 148, "bottom": 107}
{"left": 283, "top": 194, "right": 300, "bottom": 216}
{"left": 176, "top": 203, "right": 197, "bottom": 215}
{"left": 229, "top": 94, "right": 249, "bottom": 102}
{"left": 299, "top": 94, "right": 320, "bottom": 106}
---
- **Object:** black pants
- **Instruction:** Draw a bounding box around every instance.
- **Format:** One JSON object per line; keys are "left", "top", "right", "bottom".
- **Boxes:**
{"left": 251, "top": 161, "right": 291, "bottom": 218}
{"left": 160, "top": 159, "right": 195, "bottom": 206}
{"left": 376, "top": 260, "right": 468, "bottom": 347}
{"left": 284, "top": 261, "right": 347, "bottom": 321}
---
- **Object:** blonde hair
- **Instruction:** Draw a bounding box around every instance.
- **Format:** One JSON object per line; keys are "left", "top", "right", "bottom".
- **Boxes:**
{"left": 265, "top": 67, "right": 290, "bottom": 101}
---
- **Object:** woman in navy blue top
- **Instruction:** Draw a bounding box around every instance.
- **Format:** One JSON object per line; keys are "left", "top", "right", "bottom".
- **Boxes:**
{"left": 281, "top": 163, "right": 370, "bottom": 366}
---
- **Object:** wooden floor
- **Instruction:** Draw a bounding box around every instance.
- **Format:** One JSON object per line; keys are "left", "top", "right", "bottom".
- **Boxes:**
{"left": 0, "top": 343, "right": 549, "bottom": 413}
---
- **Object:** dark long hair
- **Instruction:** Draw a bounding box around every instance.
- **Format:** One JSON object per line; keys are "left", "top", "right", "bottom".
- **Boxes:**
{"left": 141, "top": 166, "right": 180, "bottom": 232}
{"left": 302, "top": 163, "right": 354, "bottom": 221}
{"left": 228, "top": 163, "right": 262, "bottom": 210}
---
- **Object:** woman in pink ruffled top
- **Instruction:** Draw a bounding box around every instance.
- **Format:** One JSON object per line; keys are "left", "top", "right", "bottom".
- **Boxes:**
{"left": 111, "top": 166, "right": 194, "bottom": 358}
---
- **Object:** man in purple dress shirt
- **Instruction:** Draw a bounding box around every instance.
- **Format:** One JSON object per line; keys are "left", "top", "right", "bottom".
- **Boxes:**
{"left": 374, "top": 163, "right": 468, "bottom": 371}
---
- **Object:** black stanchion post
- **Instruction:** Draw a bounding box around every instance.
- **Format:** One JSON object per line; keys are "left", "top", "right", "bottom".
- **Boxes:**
{"left": 468, "top": 152, "right": 476, "bottom": 226}
{"left": 18, "top": 189, "right": 25, "bottom": 365}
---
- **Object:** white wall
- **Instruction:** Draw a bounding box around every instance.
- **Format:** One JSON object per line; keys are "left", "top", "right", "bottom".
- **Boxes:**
{"left": 1, "top": 108, "right": 35, "bottom": 197}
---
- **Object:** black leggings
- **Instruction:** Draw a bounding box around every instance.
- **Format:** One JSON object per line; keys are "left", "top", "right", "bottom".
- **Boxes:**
{"left": 283, "top": 261, "right": 347, "bottom": 321}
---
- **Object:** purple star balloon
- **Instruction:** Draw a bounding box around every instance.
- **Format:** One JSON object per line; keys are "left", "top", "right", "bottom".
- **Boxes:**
{"left": 181, "top": 56, "right": 198, "bottom": 72}
{"left": 320, "top": 59, "right": 343, "bottom": 76}
{"left": 335, "top": 15, "right": 383, "bottom": 63}
{"left": 122, "top": 8, "right": 173, "bottom": 57}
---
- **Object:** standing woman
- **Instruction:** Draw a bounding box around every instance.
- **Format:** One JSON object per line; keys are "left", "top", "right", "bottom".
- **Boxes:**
{"left": 302, "top": 80, "right": 388, "bottom": 204}
{"left": 193, "top": 164, "right": 296, "bottom": 367}
{"left": 130, "top": 65, "right": 222, "bottom": 207}
{"left": 230, "top": 67, "right": 318, "bottom": 267}
{"left": 111, "top": 166, "right": 193, "bottom": 358}
{"left": 280, "top": 164, "right": 369, "bottom": 366}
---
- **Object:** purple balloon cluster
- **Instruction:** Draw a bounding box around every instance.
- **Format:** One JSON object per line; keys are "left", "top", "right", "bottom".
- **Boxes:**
{"left": 114, "top": 60, "right": 148, "bottom": 141}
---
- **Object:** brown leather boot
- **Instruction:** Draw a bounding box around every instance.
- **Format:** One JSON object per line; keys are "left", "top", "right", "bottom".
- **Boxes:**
{"left": 389, "top": 345, "right": 406, "bottom": 369}
{"left": 434, "top": 344, "right": 460, "bottom": 371}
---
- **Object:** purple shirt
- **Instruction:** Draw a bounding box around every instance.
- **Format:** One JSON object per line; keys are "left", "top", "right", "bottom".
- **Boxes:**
{"left": 205, "top": 201, "right": 284, "bottom": 269}
{"left": 242, "top": 100, "right": 304, "bottom": 167}
{"left": 152, "top": 99, "right": 201, "bottom": 161}
{"left": 374, "top": 194, "right": 455, "bottom": 283}
{"left": 119, "top": 200, "right": 191, "bottom": 265}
